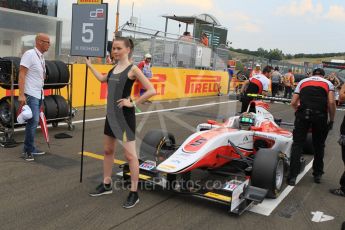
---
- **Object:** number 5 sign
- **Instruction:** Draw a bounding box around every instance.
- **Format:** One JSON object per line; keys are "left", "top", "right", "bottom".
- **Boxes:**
{"left": 70, "top": 3, "right": 108, "bottom": 57}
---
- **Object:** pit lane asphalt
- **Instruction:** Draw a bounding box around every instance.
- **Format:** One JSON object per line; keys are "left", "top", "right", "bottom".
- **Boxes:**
{"left": 1, "top": 96, "right": 344, "bottom": 230}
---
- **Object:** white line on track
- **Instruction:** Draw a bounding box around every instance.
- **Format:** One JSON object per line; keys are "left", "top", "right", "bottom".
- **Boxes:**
{"left": 11, "top": 100, "right": 238, "bottom": 132}
{"left": 250, "top": 160, "right": 313, "bottom": 216}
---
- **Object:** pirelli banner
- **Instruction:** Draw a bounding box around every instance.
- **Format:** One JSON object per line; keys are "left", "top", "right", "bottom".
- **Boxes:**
{"left": 132, "top": 67, "right": 228, "bottom": 101}
{"left": 0, "top": 65, "right": 229, "bottom": 107}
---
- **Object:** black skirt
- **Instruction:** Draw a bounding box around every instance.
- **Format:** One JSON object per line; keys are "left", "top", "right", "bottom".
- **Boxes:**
{"left": 104, "top": 108, "right": 136, "bottom": 142}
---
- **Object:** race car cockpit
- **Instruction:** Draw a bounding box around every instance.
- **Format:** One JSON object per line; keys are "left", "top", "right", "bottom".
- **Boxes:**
{"left": 239, "top": 112, "right": 255, "bottom": 130}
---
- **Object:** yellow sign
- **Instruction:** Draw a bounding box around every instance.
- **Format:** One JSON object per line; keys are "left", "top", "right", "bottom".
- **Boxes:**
{"left": 78, "top": 0, "right": 102, "bottom": 4}
{"left": 204, "top": 192, "right": 231, "bottom": 202}
{"left": 0, "top": 64, "right": 230, "bottom": 107}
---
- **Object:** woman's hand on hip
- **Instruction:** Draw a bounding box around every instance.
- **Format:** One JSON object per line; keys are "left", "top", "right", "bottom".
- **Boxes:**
{"left": 117, "top": 98, "right": 133, "bottom": 108}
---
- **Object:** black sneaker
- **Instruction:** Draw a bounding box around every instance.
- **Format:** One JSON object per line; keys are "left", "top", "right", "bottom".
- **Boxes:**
{"left": 89, "top": 182, "right": 113, "bottom": 197}
{"left": 314, "top": 175, "right": 322, "bottom": 184}
{"left": 329, "top": 188, "right": 345, "bottom": 197}
{"left": 123, "top": 191, "right": 139, "bottom": 209}
{"left": 287, "top": 177, "right": 296, "bottom": 186}
{"left": 24, "top": 152, "right": 34, "bottom": 162}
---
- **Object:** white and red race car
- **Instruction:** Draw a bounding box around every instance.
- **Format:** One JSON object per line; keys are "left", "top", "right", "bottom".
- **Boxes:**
{"left": 119, "top": 99, "right": 310, "bottom": 215}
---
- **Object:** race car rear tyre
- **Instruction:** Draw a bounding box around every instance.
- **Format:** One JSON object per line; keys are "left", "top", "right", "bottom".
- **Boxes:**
{"left": 303, "top": 133, "right": 314, "bottom": 155}
{"left": 140, "top": 130, "right": 176, "bottom": 164}
{"left": 251, "top": 149, "right": 285, "bottom": 198}
{"left": 43, "top": 96, "right": 58, "bottom": 120}
{"left": 44, "top": 60, "right": 59, "bottom": 87}
{"left": 53, "top": 60, "right": 70, "bottom": 87}
{"left": 52, "top": 95, "right": 69, "bottom": 118}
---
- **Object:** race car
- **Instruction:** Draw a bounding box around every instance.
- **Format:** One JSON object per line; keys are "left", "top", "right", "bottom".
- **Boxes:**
{"left": 118, "top": 99, "right": 309, "bottom": 215}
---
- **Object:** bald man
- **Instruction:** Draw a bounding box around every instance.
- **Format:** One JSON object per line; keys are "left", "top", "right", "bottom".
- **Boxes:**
{"left": 19, "top": 33, "right": 51, "bottom": 161}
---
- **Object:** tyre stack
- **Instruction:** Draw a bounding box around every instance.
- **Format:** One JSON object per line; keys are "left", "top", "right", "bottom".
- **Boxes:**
{"left": 0, "top": 57, "right": 70, "bottom": 128}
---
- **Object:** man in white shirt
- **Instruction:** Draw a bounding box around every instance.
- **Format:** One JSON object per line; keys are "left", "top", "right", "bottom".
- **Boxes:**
{"left": 19, "top": 33, "right": 50, "bottom": 161}
{"left": 240, "top": 66, "right": 272, "bottom": 113}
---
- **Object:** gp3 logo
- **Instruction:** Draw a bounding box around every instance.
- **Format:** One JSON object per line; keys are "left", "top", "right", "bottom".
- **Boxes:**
{"left": 90, "top": 9, "right": 104, "bottom": 18}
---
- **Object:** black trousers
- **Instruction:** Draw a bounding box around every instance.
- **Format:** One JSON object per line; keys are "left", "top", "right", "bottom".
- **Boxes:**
{"left": 289, "top": 110, "right": 328, "bottom": 178}
{"left": 284, "top": 86, "right": 292, "bottom": 99}
{"left": 340, "top": 145, "right": 345, "bottom": 191}
{"left": 271, "top": 83, "right": 279, "bottom": 97}
{"left": 339, "top": 116, "right": 345, "bottom": 191}
{"left": 241, "top": 96, "right": 251, "bottom": 113}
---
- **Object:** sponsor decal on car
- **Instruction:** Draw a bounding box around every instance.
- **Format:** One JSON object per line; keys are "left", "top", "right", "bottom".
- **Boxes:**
{"left": 139, "top": 161, "right": 156, "bottom": 171}
{"left": 222, "top": 180, "right": 243, "bottom": 192}
{"left": 204, "top": 192, "right": 231, "bottom": 202}
{"left": 254, "top": 133, "right": 277, "bottom": 140}
{"left": 231, "top": 134, "right": 254, "bottom": 146}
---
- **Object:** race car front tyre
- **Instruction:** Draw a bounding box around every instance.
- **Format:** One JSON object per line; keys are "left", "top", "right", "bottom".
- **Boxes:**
{"left": 140, "top": 130, "right": 176, "bottom": 164}
{"left": 251, "top": 149, "right": 285, "bottom": 198}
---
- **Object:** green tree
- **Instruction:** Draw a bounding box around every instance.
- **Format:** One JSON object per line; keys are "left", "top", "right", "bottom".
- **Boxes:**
{"left": 267, "top": 48, "right": 284, "bottom": 61}
{"left": 257, "top": 47, "right": 269, "bottom": 58}
{"left": 285, "top": 54, "right": 293, "bottom": 59}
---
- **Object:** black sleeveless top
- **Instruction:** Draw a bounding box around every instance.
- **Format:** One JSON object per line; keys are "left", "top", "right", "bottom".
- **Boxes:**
{"left": 106, "top": 64, "right": 136, "bottom": 142}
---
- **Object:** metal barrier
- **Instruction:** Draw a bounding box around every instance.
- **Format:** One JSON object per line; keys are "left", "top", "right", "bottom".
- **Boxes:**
{"left": 121, "top": 25, "right": 227, "bottom": 71}
{"left": 233, "top": 55, "right": 312, "bottom": 74}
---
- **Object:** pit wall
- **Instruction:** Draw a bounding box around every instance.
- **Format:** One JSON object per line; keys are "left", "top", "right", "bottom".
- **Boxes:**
{"left": 0, "top": 64, "right": 231, "bottom": 107}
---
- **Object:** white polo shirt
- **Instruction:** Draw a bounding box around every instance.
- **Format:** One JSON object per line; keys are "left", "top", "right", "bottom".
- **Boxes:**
{"left": 249, "top": 74, "right": 270, "bottom": 93}
{"left": 20, "top": 47, "right": 45, "bottom": 99}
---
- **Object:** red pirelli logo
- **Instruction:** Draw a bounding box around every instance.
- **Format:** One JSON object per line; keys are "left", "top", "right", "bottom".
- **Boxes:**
{"left": 133, "top": 74, "right": 166, "bottom": 97}
{"left": 100, "top": 74, "right": 167, "bottom": 99}
{"left": 185, "top": 75, "right": 221, "bottom": 94}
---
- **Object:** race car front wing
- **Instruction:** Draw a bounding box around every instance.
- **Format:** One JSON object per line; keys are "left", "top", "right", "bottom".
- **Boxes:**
{"left": 117, "top": 160, "right": 268, "bottom": 215}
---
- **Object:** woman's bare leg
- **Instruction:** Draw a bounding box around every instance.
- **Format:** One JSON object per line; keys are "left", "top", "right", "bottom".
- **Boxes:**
{"left": 123, "top": 140, "right": 139, "bottom": 191}
{"left": 103, "top": 135, "right": 116, "bottom": 184}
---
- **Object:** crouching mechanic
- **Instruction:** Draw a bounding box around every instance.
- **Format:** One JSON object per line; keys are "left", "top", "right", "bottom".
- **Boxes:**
{"left": 287, "top": 68, "right": 336, "bottom": 186}
{"left": 240, "top": 65, "right": 271, "bottom": 113}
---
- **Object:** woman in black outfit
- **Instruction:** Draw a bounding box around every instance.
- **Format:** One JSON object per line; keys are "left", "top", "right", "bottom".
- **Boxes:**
{"left": 86, "top": 37, "right": 156, "bottom": 208}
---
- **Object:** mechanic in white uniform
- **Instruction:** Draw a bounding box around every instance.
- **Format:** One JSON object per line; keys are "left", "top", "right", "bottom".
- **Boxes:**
{"left": 240, "top": 66, "right": 272, "bottom": 113}
{"left": 288, "top": 68, "right": 336, "bottom": 186}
